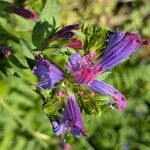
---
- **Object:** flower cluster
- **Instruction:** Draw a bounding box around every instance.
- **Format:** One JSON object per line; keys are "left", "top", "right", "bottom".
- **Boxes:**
{"left": 32, "top": 24, "right": 148, "bottom": 138}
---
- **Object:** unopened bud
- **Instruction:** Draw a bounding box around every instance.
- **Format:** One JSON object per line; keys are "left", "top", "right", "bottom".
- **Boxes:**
{"left": 8, "top": 6, "right": 37, "bottom": 21}
{"left": 0, "top": 46, "right": 12, "bottom": 58}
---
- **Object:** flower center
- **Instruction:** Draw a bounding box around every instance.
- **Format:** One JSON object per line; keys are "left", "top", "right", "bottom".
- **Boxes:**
{"left": 73, "top": 52, "right": 100, "bottom": 84}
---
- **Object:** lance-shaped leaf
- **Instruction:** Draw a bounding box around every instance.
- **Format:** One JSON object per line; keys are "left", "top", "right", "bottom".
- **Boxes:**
{"left": 32, "top": 0, "right": 56, "bottom": 49}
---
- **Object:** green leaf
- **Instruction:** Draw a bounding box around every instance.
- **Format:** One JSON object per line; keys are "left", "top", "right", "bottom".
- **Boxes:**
{"left": 0, "top": 1, "right": 11, "bottom": 18}
{"left": 20, "top": 39, "right": 34, "bottom": 59}
{"left": 12, "top": 15, "right": 35, "bottom": 30}
{"left": 73, "top": 30, "right": 85, "bottom": 43}
{"left": 32, "top": 21, "right": 50, "bottom": 49}
{"left": 81, "top": 24, "right": 109, "bottom": 55}
{"left": 39, "top": 0, "right": 57, "bottom": 25}
{"left": 9, "top": 55, "right": 28, "bottom": 69}
{"left": 32, "top": 0, "right": 56, "bottom": 49}
{"left": 96, "top": 71, "right": 111, "bottom": 81}
{"left": 31, "top": 0, "right": 56, "bottom": 49}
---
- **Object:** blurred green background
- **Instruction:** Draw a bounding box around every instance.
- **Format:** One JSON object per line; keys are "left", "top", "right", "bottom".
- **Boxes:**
{"left": 0, "top": 0, "right": 150, "bottom": 150}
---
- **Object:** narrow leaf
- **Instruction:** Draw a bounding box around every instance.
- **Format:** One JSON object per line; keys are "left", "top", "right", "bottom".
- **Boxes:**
{"left": 20, "top": 39, "right": 34, "bottom": 59}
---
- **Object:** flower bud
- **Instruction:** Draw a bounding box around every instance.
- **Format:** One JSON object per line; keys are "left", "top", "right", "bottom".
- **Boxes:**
{"left": 0, "top": 45, "right": 12, "bottom": 58}
{"left": 8, "top": 6, "right": 37, "bottom": 20}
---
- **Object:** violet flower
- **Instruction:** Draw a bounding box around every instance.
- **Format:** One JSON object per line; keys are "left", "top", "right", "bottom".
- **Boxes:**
{"left": 52, "top": 93, "right": 86, "bottom": 138}
{"left": 8, "top": 6, "right": 37, "bottom": 20}
{"left": 32, "top": 55, "right": 63, "bottom": 89}
{"left": 66, "top": 30, "right": 148, "bottom": 110}
{"left": 54, "top": 24, "right": 80, "bottom": 39}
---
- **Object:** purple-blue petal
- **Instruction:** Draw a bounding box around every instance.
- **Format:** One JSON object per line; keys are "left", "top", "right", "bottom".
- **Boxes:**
{"left": 61, "top": 93, "right": 84, "bottom": 129}
{"left": 88, "top": 80, "right": 126, "bottom": 110}
{"left": 53, "top": 93, "right": 85, "bottom": 138}
{"left": 52, "top": 122, "right": 65, "bottom": 136}
{"left": 70, "top": 127, "right": 83, "bottom": 138}
{"left": 66, "top": 53, "right": 82, "bottom": 73}
{"left": 105, "top": 29, "right": 124, "bottom": 51}
{"left": 32, "top": 55, "right": 63, "bottom": 89}
{"left": 98, "top": 30, "right": 148, "bottom": 72}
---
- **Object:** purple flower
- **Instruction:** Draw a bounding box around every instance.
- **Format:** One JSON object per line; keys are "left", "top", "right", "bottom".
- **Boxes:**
{"left": 67, "top": 52, "right": 100, "bottom": 84}
{"left": 54, "top": 24, "right": 80, "bottom": 39}
{"left": 8, "top": 6, "right": 37, "bottom": 20}
{"left": 66, "top": 30, "right": 148, "bottom": 110}
{"left": 98, "top": 29, "right": 148, "bottom": 72}
{"left": 32, "top": 55, "right": 63, "bottom": 89}
{"left": 52, "top": 93, "right": 86, "bottom": 138}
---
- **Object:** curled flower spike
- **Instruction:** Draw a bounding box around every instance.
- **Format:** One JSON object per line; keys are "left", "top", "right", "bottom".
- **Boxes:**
{"left": 66, "top": 29, "right": 148, "bottom": 110}
{"left": 98, "top": 29, "right": 148, "bottom": 72}
{"left": 54, "top": 24, "right": 80, "bottom": 39}
{"left": 8, "top": 6, "right": 37, "bottom": 20}
{"left": 32, "top": 55, "right": 63, "bottom": 89}
{"left": 52, "top": 93, "right": 86, "bottom": 138}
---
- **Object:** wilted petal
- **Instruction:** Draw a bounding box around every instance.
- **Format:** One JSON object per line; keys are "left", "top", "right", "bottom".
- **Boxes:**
{"left": 54, "top": 24, "right": 80, "bottom": 39}
{"left": 98, "top": 30, "right": 148, "bottom": 72}
{"left": 8, "top": 6, "right": 37, "bottom": 20}
{"left": 88, "top": 80, "right": 126, "bottom": 110}
{"left": 32, "top": 55, "right": 63, "bottom": 89}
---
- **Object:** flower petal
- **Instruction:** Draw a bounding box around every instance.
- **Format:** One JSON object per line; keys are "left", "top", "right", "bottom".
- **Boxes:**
{"left": 70, "top": 127, "right": 83, "bottom": 138}
{"left": 52, "top": 122, "right": 65, "bottom": 136}
{"left": 98, "top": 30, "right": 148, "bottom": 72}
{"left": 88, "top": 80, "right": 126, "bottom": 110}
{"left": 52, "top": 93, "right": 86, "bottom": 138}
{"left": 32, "top": 55, "right": 63, "bottom": 89}
{"left": 61, "top": 93, "right": 84, "bottom": 129}
{"left": 66, "top": 53, "right": 82, "bottom": 73}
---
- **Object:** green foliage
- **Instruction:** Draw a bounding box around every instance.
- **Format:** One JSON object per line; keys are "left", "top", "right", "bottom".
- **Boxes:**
{"left": 32, "top": 0, "right": 56, "bottom": 50}
{"left": 20, "top": 39, "right": 34, "bottom": 59}
{"left": 74, "top": 24, "right": 109, "bottom": 56}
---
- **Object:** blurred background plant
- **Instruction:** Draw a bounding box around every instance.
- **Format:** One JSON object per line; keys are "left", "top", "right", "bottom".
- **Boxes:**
{"left": 0, "top": 0, "right": 150, "bottom": 150}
